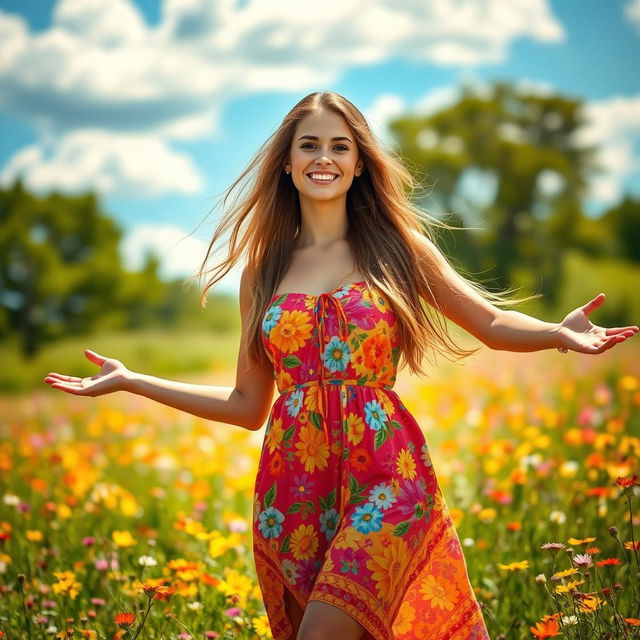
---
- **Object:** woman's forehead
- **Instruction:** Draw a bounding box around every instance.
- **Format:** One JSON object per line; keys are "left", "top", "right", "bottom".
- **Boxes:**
{"left": 294, "top": 109, "right": 352, "bottom": 138}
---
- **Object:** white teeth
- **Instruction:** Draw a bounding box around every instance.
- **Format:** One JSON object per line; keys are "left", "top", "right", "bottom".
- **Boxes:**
{"left": 308, "top": 173, "right": 337, "bottom": 181}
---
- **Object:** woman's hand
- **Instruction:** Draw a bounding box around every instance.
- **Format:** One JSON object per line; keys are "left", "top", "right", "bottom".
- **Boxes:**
{"left": 558, "top": 293, "right": 639, "bottom": 354}
{"left": 43, "top": 349, "right": 132, "bottom": 396}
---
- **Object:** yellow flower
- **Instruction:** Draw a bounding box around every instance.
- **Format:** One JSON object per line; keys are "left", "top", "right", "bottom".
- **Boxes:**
{"left": 217, "top": 568, "right": 253, "bottom": 609}
{"left": 26, "top": 530, "right": 43, "bottom": 542}
{"left": 419, "top": 574, "right": 460, "bottom": 612}
{"left": 332, "top": 526, "right": 361, "bottom": 550}
{"left": 498, "top": 560, "right": 529, "bottom": 571}
{"left": 477, "top": 508, "right": 497, "bottom": 523}
{"left": 294, "top": 424, "right": 330, "bottom": 473}
{"left": 52, "top": 570, "right": 81, "bottom": 600}
{"left": 577, "top": 594, "right": 603, "bottom": 613}
{"left": 392, "top": 601, "right": 416, "bottom": 635}
{"left": 112, "top": 530, "right": 136, "bottom": 548}
{"left": 269, "top": 310, "right": 313, "bottom": 353}
{"left": 568, "top": 536, "right": 596, "bottom": 545}
{"left": 290, "top": 524, "right": 319, "bottom": 561}
{"left": 396, "top": 448, "right": 416, "bottom": 480}
{"left": 551, "top": 567, "right": 579, "bottom": 580}
{"left": 252, "top": 614, "right": 273, "bottom": 638}
{"left": 346, "top": 413, "right": 365, "bottom": 445}
{"left": 555, "top": 579, "right": 584, "bottom": 594}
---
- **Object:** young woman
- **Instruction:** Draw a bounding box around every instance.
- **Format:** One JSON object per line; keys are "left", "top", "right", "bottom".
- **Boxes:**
{"left": 45, "top": 92, "right": 638, "bottom": 640}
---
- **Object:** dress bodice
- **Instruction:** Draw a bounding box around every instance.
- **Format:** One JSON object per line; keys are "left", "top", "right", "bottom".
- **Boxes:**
{"left": 261, "top": 281, "right": 400, "bottom": 444}
{"left": 261, "top": 280, "right": 400, "bottom": 391}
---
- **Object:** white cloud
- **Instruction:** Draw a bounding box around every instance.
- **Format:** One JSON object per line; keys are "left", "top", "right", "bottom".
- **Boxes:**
{"left": 121, "top": 223, "right": 243, "bottom": 292}
{"left": 0, "top": 130, "right": 203, "bottom": 197}
{"left": 364, "top": 94, "right": 407, "bottom": 146}
{"left": 0, "top": 0, "right": 564, "bottom": 197}
{"left": 574, "top": 94, "right": 640, "bottom": 207}
{"left": 624, "top": 0, "right": 640, "bottom": 34}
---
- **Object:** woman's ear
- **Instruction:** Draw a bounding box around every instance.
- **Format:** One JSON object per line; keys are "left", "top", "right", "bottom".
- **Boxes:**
{"left": 283, "top": 161, "right": 291, "bottom": 174}
{"left": 355, "top": 160, "right": 364, "bottom": 177}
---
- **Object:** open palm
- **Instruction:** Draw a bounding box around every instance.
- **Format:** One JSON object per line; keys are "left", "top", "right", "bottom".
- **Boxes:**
{"left": 44, "top": 349, "right": 130, "bottom": 396}
{"left": 559, "top": 293, "right": 638, "bottom": 354}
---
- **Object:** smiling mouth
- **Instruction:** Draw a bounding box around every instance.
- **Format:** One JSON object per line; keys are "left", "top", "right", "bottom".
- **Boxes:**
{"left": 306, "top": 172, "right": 339, "bottom": 184}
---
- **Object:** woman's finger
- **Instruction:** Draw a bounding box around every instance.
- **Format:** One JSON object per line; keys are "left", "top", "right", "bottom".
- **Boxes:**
{"left": 44, "top": 373, "right": 83, "bottom": 383}
{"left": 604, "top": 326, "right": 639, "bottom": 336}
{"left": 581, "top": 293, "right": 605, "bottom": 316}
{"left": 50, "top": 382, "right": 89, "bottom": 395}
{"left": 85, "top": 349, "right": 107, "bottom": 366}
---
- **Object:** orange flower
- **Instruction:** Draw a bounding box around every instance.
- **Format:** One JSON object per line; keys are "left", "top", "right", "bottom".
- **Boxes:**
{"left": 596, "top": 557, "right": 621, "bottom": 566}
{"left": 615, "top": 475, "right": 638, "bottom": 488}
{"left": 625, "top": 618, "right": 640, "bottom": 625}
{"left": 530, "top": 614, "right": 561, "bottom": 639}
{"left": 114, "top": 612, "right": 135, "bottom": 628}
{"left": 349, "top": 447, "right": 372, "bottom": 472}
{"left": 135, "top": 579, "right": 172, "bottom": 600}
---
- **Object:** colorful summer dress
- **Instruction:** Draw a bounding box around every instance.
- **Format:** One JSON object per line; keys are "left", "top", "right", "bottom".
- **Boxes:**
{"left": 252, "top": 280, "right": 490, "bottom": 640}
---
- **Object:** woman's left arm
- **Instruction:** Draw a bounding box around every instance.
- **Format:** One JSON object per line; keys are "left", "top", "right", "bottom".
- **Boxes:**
{"left": 412, "top": 231, "right": 639, "bottom": 354}
{"left": 490, "top": 294, "right": 638, "bottom": 353}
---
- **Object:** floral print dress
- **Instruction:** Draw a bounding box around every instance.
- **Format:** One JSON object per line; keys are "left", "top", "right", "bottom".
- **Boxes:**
{"left": 252, "top": 280, "right": 489, "bottom": 640}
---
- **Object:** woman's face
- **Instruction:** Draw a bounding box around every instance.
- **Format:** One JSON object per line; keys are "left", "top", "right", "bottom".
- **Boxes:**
{"left": 284, "top": 109, "right": 364, "bottom": 204}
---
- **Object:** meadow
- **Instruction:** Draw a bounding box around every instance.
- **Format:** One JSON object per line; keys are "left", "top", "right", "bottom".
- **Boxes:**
{"left": 0, "top": 338, "right": 639, "bottom": 639}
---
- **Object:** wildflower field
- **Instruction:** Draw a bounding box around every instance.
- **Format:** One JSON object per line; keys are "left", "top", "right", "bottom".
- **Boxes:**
{"left": 0, "top": 342, "right": 639, "bottom": 639}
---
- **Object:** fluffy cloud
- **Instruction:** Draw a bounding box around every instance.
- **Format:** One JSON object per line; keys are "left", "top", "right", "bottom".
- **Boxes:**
{"left": 0, "top": 0, "right": 563, "bottom": 197}
{"left": 574, "top": 94, "right": 640, "bottom": 207}
{"left": 0, "top": 130, "right": 203, "bottom": 196}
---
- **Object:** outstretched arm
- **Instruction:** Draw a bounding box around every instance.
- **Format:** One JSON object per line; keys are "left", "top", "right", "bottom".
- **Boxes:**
{"left": 44, "top": 267, "right": 275, "bottom": 430}
{"left": 411, "top": 231, "right": 638, "bottom": 354}
{"left": 489, "top": 293, "right": 638, "bottom": 353}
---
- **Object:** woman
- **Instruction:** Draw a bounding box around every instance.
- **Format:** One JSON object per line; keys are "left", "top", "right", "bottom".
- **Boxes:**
{"left": 45, "top": 92, "right": 638, "bottom": 640}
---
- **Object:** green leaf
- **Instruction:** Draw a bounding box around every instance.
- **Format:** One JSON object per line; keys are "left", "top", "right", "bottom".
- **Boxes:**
{"left": 309, "top": 411, "right": 322, "bottom": 431}
{"left": 326, "top": 488, "right": 336, "bottom": 509}
{"left": 287, "top": 502, "right": 303, "bottom": 514}
{"left": 283, "top": 425, "right": 295, "bottom": 441}
{"left": 374, "top": 427, "right": 389, "bottom": 450}
{"left": 319, "top": 495, "right": 327, "bottom": 512}
{"left": 280, "top": 534, "right": 290, "bottom": 553}
{"left": 282, "top": 355, "right": 302, "bottom": 369}
{"left": 393, "top": 521, "right": 411, "bottom": 537}
{"left": 264, "top": 482, "right": 277, "bottom": 509}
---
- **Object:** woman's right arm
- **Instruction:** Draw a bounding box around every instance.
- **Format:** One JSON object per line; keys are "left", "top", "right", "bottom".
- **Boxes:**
{"left": 44, "top": 267, "right": 275, "bottom": 431}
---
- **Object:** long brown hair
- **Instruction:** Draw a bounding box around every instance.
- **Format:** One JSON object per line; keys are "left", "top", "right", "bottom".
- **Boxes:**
{"left": 190, "top": 91, "right": 539, "bottom": 376}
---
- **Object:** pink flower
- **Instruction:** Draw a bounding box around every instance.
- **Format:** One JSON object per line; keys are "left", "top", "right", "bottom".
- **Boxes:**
{"left": 224, "top": 607, "right": 242, "bottom": 617}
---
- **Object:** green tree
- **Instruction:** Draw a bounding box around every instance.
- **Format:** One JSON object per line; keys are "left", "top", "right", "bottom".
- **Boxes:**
{"left": 389, "top": 81, "right": 598, "bottom": 305}
{"left": 0, "top": 179, "right": 169, "bottom": 357}
{"left": 600, "top": 196, "right": 640, "bottom": 263}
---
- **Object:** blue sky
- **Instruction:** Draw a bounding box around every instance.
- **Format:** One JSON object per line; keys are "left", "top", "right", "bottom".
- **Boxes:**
{"left": 1, "top": 0, "right": 639, "bottom": 291}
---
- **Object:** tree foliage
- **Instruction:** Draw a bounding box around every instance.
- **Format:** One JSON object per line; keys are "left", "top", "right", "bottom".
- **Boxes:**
{"left": 0, "top": 180, "right": 194, "bottom": 358}
{"left": 388, "top": 81, "right": 601, "bottom": 305}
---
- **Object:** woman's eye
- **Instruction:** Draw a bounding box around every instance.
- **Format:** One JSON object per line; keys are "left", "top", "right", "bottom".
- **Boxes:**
{"left": 300, "top": 143, "right": 349, "bottom": 151}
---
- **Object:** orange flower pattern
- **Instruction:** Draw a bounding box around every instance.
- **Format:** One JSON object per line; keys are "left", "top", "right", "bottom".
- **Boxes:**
{"left": 253, "top": 281, "right": 489, "bottom": 640}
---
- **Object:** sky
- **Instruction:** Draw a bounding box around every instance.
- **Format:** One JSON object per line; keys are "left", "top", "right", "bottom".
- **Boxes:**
{"left": 0, "top": 0, "right": 639, "bottom": 293}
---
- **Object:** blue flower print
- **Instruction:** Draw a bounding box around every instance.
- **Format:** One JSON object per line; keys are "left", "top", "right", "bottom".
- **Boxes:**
{"left": 319, "top": 508, "right": 339, "bottom": 541}
{"left": 351, "top": 502, "right": 383, "bottom": 534}
{"left": 258, "top": 506, "right": 285, "bottom": 539}
{"left": 322, "top": 336, "right": 350, "bottom": 372}
{"left": 368, "top": 482, "right": 397, "bottom": 510}
{"left": 364, "top": 399, "right": 387, "bottom": 431}
{"left": 285, "top": 389, "right": 304, "bottom": 417}
{"left": 262, "top": 305, "right": 282, "bottom": 335}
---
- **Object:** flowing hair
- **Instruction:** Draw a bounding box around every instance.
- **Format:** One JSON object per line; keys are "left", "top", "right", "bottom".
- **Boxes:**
{"left": 189, "top": 91, "right": 539, "bottom": 376}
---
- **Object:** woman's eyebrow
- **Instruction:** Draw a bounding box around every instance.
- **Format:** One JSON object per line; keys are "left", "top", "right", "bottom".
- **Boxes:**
{"left": 297, "top": 135, "right": 353, "bottom": 143}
